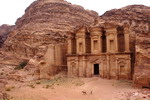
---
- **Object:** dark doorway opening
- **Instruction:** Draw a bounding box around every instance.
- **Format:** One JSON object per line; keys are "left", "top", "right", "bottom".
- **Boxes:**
{"left": 94, "top": 64, "right": 99, "bottom": 75}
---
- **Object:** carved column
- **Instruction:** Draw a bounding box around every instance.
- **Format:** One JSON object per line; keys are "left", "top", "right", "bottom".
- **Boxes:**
{"left": 99, "top": 33, "right": 102, "bottom": 53}
{"left": 126, "top": 58, "right": 131, "bottom": 79}
{"left": 106, "top": 55, "right": 110, "bottom": 79}
{"left": 124, "top": 32, "right": 130, "bottom": 52}
{"left": 86, "top": 59, "right": 91, "bottom": 77}
{"left": 115, "top": 57, "right": 119, "bottom": 80}
{"left": 82, "top": 56, "right": 87, "bottom": 77}
{"left": 115, "top": 32, "right": 118, "bottom": 52}
{"left": 67, "top": 35, "right": 72, "bottom": 54}
{"left": 78, "top": 57, "right": 85, "bottom": 77}
{"left": 102, "top": 56, "right": 105, "bottom": 78}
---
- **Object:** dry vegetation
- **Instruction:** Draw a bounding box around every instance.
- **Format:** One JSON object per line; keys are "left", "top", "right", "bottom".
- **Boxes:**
{"left": 3, "top": 77, "right": 150, "bottom": 100}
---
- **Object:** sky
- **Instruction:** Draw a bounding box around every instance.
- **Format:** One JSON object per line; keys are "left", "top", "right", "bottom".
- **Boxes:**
{"left": 0, "top": 0, "right": 149, "bottom": 25}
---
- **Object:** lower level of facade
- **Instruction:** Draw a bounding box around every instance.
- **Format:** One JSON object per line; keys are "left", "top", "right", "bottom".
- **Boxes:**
{"left": 67, "top": 53, "right": 131, "bottom": 79}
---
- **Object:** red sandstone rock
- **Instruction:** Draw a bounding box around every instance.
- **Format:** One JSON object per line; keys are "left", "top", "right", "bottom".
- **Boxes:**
{"left": 0, "top": 76, "right": 7, "bottom": 99}
{"left": 2, "top": 0, "right": 98, "bottom": 58}
{"left": 0, "top": 24, "right": 14, "bottom": 48}
{"left": 0, "top": 1, "right": 149, "bottom": 88}
{"left": 101, "top": 5, "right": 150, "bottom": 88}
{"left": 0, "top": 0, "right": 98, "bottom": 80}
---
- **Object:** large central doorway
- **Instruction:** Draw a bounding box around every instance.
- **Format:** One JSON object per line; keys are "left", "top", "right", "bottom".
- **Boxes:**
{"left": 94, "top": 64, "right": 99, "bottom": 75}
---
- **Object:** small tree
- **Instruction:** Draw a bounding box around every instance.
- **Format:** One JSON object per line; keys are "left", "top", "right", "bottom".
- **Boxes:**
{"left": 15, "top": 60, "right": 28, "bottom": 70}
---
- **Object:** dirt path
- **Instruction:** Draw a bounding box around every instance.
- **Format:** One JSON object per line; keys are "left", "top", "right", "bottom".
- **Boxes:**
{"left": 6, "top": 77, "right": 150, "bottom": 100}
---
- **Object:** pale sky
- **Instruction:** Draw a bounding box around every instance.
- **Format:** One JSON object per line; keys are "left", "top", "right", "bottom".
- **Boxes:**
{"left": 0, "top": 0, "right": 149, "bottom": 25}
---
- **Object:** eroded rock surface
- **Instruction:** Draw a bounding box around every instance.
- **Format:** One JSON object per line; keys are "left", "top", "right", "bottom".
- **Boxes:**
{"left": 0, "top": 0, "right": 98, "bottom": 80}
{"left": 0, "top": 1, "right": 149, "bottom": 88}
{"left": 0, "top": 75, "right": 7, "bottom": 99}
{"left": 3, "top": 0, "right": 98, "bottom": 58}
{"left": 0, "top": 24, "right": 14, "bottom": 48}
{"left": 101, "top": 5, "right": 150, "bottom": 88}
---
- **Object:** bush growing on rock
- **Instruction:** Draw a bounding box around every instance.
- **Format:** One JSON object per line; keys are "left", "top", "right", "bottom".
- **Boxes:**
{"left": 15, "top": 60, "right": 28, "bottom": 70}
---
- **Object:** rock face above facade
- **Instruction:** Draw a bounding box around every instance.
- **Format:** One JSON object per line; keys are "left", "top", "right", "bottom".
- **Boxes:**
{"left": 102, "top": 5, "right": 150, "bottom": 22}
{"left": 0, "top": 0, "right": 99, "bottom": 80}
{"left": 0, "top": 24, "right": 14, "bottom": 48}
{"left": 101, "top": 5, "right": 150, "bottom": 88}
{"left": 16, "top": 0, "right": 98, "bottom": 30}
{"left": 3, "top": 0, "right": 98, "bottom": 58}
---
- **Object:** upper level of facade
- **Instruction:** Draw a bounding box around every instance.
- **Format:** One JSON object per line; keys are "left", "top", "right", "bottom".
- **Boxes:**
{"left": 67, "top": 22, "right": 130, "bottom": 55}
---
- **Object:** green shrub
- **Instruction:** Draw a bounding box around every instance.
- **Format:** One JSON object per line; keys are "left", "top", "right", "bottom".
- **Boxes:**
{"left": 15, "top": 60, "right": 28, "bottom": 70}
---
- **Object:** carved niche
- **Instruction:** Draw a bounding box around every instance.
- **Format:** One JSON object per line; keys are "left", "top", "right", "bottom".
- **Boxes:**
{"left": 118, "top": 58, "right": 126, "bottom": 75}
{"left": 70, "top": 62, "right": 78, "bottom": 76}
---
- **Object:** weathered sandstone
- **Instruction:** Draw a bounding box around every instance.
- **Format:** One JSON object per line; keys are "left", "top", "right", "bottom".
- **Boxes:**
{"left": 3, "top": 0, "right": 98, "bottom": 58}
{"left": 0, "top": 24, "right": 14, "bottom": 48}
{"left": 0, "top": 0, "right": 98, "bottom": 79}
{"left": 0, "top": 0, "right": 149, "bottom": 88}
{"left": 0, "top": 76, "right": 7, "bottom": 99}
{"left": 101, "top": 5, "right": 150, "bottom": 88}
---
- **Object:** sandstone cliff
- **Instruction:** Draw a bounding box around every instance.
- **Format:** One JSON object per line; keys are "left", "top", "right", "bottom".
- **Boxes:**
{"left": 0, "top": 0, "right": 98, "bottom": 80}
{"left": 0, "top": 0, "right": 150, "bottom": 88}
{"left": 0, "top": 24, "right": 14, "bottom": 48}
{"left": 3, "top": 0, "right": 98, "bottom": 58}
{"left": 101, "top": 5, "right": 150, "bottom": 88}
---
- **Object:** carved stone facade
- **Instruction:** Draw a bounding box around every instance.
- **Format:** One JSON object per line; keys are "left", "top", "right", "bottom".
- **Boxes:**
{"left": 39, "top": 44, "right": 67, "bottom": 79}
{"left": 67, "top": 22, "right": 131, "bottom": 79}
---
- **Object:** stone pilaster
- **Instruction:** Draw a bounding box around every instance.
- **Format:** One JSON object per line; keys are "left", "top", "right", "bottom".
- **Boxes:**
{"left": 106, "top": 34, "right": 110, "bottom": 53}
{"left": 67, "top": 36, "right": 72, "bottom": 54}
{"left": 126, "top": 58, "right": 131, "bottom": 79}
{"left": 106, "top": 55, "right": 110, "bottom": 79}
{"left": 115, "top": 58, "right": 119, "bottom": 80}
{"left": 101, "top": 58, "right": 105, "bottom": 78}
{"left": 124, "top": 33, "right": 130, "bottom": 52}
{"left": 115, "top": 33, "right": 118, "bottom": 52}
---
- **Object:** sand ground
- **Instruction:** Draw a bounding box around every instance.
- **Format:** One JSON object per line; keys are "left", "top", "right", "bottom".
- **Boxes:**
{"left": 5, "top": 77, "right": 150, "bottom": 100}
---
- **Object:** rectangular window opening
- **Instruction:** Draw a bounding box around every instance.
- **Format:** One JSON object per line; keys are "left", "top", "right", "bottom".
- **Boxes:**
{"left": 110, "top": 40, "right": 114, "bottom": 51}
{"left": 94, "top": 64, "right": 100, "bottom": 75}
{"left": 94, "top": 40, "right": 98, "bottom": 50}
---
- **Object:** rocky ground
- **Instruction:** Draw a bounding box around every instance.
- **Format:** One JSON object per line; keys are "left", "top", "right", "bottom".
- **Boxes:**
{"left": 3, "top": 77, "right": 150, "bottom": 100}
